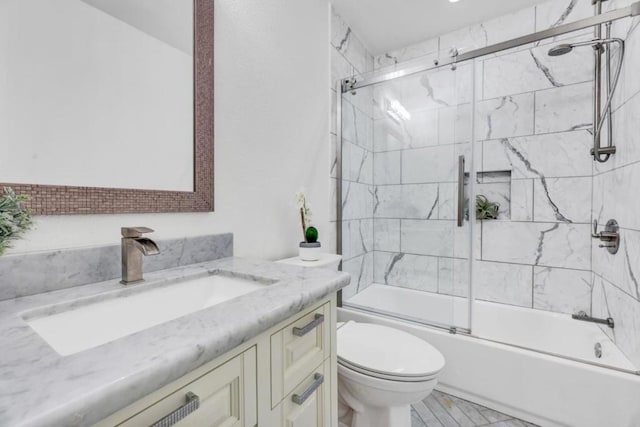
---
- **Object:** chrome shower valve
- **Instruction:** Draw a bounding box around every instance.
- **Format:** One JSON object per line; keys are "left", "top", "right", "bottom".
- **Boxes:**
{"left": 592, "top": 219, "right": 620, "bottom": 254}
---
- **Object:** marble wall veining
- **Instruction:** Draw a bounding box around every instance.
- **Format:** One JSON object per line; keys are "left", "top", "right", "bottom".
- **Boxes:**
{"left": 364, "top": 0, "right": 599, "bottom": 316}
{"left": 330, "top": 7, "right": 376, "bottom": 299}
{"left": 369, "top": 59, "right": 474, "bottom": 304}
{"left": 336, "top": 0, "right": 640, "bottom": 368}
{"left": 372, "top": 0, "right": 598, "bottom": 72}
{"left": 591, "top": 0, "right": 640, "bottom": 368}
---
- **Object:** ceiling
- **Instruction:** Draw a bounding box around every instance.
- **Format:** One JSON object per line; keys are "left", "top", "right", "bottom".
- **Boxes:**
{"left": 331, "top": 0, "right": 543, "bottom": 55}
{"left": 81, "top": 0, "right": 193, "bottom": 55}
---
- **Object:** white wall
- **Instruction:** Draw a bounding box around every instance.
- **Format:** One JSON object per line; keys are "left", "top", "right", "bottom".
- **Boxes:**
{"left": 80, "top": 0, "right": 194, "bottom": 55}
{"left": 7, "top": 0, "right": 332, "bottom": 261}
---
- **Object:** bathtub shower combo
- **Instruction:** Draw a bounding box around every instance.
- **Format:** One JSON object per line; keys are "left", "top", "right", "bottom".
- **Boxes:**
{"left": 336, "top": 2, "right": 640, "bottom": 427}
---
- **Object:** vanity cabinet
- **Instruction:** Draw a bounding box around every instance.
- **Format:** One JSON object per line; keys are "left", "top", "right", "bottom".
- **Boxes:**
{"left": 271, "top": 303, "right": 330, "bottom": 405}
{"left": 117, "top": 348, "right": 257, "bottom": 427}
{"left": 280, "top": 358, "right": 330, "bottom": 427}
{"left": 95, "top": 296, "right": 337, "bottom": 427}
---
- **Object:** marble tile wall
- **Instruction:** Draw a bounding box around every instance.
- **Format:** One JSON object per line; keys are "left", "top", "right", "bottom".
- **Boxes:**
{"left": 590, "top": 0, "right": 640, "bottom": 368}
{"left": 366, "top": 49, "right": 475, "bottom": 304}
{"left": 336, "top": 0, "right": 640, "bottom": 369}
{"left": 366, "top": 0, "right": 601, "bottom": 317}
{"left": 330, "top": 7, "right": 376, "bottom": 299}
{"left": 373, "top": 0, "right": 595, "bottom": 71}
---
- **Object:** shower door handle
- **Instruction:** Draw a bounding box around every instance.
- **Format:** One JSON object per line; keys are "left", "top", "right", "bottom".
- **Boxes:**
{"left": 457, "top": 155, "right": 465, "bottom": 227}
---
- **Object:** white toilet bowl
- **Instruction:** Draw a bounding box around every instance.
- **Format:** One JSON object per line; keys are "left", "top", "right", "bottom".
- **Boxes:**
{"left": 274, "top": 255, "right": 444, "bottom": 427}
{"left": 337, "top": 321, "right": 445, "bottom": 427}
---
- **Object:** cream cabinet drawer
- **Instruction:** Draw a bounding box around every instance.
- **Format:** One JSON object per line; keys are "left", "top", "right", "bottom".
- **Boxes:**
{"left": 117, "top": 347, "right": 257, "bottom": 427}
{"left": 280, "top": 358, "right": 330, "bottom": 427}
{"left": 271, "top": 303, "right": 330, "bottom": 405}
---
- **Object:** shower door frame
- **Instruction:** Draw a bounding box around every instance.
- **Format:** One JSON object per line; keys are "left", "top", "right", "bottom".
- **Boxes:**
{"left": 336, "top": 62, "right": 477, "bottom": 335}
{"left": 336, "top": 0, "right": 640, "bottom": 335}
{"left": 345, "top": 1, "right": 640, "bottom": 92}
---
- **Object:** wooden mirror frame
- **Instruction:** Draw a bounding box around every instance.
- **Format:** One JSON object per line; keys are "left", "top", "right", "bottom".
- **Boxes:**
{"left": 1, "top": 0, "right": 213, "bottom": 215}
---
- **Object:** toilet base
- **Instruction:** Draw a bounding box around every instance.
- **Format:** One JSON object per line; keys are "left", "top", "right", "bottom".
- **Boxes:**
{"left": 338, "top": 374, "right": 432, "bottom": 427}
{"left": 339, "top": 403, "right": 411, "bottom": 427}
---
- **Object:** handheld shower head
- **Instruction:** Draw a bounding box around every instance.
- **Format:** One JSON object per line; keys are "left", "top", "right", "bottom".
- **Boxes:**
{"left": 547, "top": 38, "right": 624, "bottom": 57}
{"left": 546, "top": 36, "right": 626, "bottom": 162}
{"left": 547, "top": 44, "right": 574, "bottom": 56}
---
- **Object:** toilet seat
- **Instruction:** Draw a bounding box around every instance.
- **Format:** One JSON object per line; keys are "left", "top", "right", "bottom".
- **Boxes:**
{"left": 338, "top": 358, "right": 437, "bottom": 382}
{"left": 337, "top": 321, "right": 445, "bottom": 382}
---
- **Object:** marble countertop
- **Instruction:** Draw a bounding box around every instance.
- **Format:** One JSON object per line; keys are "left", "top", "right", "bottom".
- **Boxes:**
{"left": 0, "top": 257, "right": 350, "bottom": 427}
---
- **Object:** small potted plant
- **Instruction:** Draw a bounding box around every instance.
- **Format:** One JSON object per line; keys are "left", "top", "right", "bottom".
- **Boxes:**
{"left": 475, "top": 195, "right": 500, "bottom": 220}
{"left": 0, "top": 187, "right": 33, "bottom": 256}
{"left": 296, "top": 191, "right": 321, "bottom": 261}
{"left": 464, "top": 195, "right": 500, "bottom": 220}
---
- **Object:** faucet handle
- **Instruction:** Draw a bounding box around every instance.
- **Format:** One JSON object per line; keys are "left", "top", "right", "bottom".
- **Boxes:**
{"left": 121, "top": 227, "right": 155, "bottom": 238}
{"left": 592, "top": 219, "right": 599, "bottom": 238}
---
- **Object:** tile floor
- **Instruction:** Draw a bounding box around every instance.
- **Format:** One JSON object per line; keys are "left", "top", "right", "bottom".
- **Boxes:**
{"left": 411, "top": 390, "right": 539, "bottom": 427}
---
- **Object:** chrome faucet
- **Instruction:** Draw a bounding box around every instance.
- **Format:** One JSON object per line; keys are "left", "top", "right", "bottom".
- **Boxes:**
{"left": 120, "top": 227, "right": 160, "bottom": 284}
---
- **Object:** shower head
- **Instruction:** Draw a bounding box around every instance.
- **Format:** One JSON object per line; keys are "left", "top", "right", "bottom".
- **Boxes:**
{"left": 547, "top": 44, "right": 574, "bottom": 56}
{"left": 547, "top": 38, "right": 624, "bottom": 57}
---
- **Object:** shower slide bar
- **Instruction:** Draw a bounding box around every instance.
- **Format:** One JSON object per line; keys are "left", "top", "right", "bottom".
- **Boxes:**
{"left": 342, "top": 1, "right": 640, "bottom": 92}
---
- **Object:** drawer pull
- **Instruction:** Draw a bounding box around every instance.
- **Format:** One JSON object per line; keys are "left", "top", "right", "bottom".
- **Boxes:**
{"left": 292, "top": 314, "right": 325, "bottom": 337}
{"left": 150, "top": 391, "right": 200, "bottom": 427}
{"left": 292, "top": 373, "right": 324, "bottom": 405}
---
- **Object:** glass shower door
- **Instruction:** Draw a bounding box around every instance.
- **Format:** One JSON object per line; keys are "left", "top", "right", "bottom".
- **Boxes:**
{"left": 468, "top": 28, "right": 638, "bottom": 372}
{"left": 340, "top": 60, "right": 475, "bottom": 332}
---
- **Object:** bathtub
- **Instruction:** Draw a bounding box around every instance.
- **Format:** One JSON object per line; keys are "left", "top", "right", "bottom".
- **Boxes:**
{"left": 340, "top": 284, "right": 640, "bottom": 427}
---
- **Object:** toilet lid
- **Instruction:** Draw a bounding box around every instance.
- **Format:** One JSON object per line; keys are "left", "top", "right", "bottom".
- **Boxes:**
{"left": 337, "top": 321, "right": 445, "bottom": 379}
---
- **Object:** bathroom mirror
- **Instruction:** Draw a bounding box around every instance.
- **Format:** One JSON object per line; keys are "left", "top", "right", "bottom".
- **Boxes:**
{"left": 0, "top": 0, "right": 214, "bottom": 214}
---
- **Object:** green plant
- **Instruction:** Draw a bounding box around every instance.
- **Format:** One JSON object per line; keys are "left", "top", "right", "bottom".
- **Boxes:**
{"left": 0, "top": 188, "right": 33, "bottom": 255}
{"left": 305, "top": 226, "right": 319, "bottom": 243}
{"left": 296, "top": 191, "right": 315, "bottom": 242}
{"left": 475, "top": 195, "right": 500, "bottom": 220}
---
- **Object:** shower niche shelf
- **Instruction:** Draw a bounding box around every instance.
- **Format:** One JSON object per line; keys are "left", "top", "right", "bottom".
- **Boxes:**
{"left": 468, "top": 170, "right": 512, "bottom": 220}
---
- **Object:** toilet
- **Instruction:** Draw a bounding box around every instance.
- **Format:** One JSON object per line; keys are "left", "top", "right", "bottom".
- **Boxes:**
{"left": 276, "top": 254, "right": 445, "bottom": 427}
{"left": 336, "top": 321, "right": 445, "bottom": 427}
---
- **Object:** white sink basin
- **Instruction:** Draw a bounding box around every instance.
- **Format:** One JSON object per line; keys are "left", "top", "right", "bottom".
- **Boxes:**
{"left": 25, "top": 273, "right": 272, "bottom": 356}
